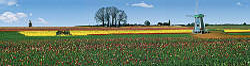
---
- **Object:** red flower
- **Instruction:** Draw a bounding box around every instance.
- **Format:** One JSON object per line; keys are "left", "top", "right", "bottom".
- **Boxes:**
{"left": 13, "top": 56, "right": 16, "bottom": 59}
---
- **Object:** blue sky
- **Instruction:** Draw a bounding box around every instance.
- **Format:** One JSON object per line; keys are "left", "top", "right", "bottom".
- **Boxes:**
{"left": 0, "top": 0, "right": 249, "bottom": 27}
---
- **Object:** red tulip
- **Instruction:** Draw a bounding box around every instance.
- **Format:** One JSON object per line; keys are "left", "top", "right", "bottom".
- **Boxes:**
{"left": 13, "top": 56, "right": 16, "bottom": 59}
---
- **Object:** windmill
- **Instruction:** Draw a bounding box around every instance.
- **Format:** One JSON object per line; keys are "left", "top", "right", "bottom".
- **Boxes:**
{"left": 187, "top": 0, "right": 208, "bottom": 34}
{"left": 23, "top": 8, "right": 33, "bottom": 27}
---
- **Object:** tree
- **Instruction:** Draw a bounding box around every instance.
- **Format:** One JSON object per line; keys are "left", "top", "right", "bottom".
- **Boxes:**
{"left": 158, "top": 22, "right": 163, "bottom": 26}
{"left": 144, "top": 20, "right": 150, "bottom": 26}
{"left": 105, "top": 7, "right": 111, "bottom": 27}
{"left": 117, "top": 10, "right": 127, "bottom": 27}
{"left": 243, "top": 22, "right": 247, "bottom": 25}
{"left": 187, "top": 23, "right": 191, "bottom": 26}
{"left": 95, "top": 6, "right": 127, "bottom": 27}
{"left": 109, "top": 6, "right": 119, "bottom": 27}
{"left": 95, "top": 7, "right": 106, "bottom": 26}
{"left": 187, "top": 22, "right": 195, "bottom": 26}
{"left": 163, "top": 22, "right": 168, "bottom": 26}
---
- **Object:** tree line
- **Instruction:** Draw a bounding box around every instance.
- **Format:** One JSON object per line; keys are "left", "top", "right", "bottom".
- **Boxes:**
{"left": 95, "top": 6, "right": 248, "bottom": 27}
{"left": 95, "top": 6, "right": 127, "bottom": 27}
{"left": 186, "top": 22, "right": 248, "bottom": 26}
{"left": 144, "top": 20, "right": 171, "bottom": 26}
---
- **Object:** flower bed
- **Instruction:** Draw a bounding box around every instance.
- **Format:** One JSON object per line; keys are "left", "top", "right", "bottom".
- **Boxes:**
{"left": 19, "top": 30, "right": 192, "bottom": 36}
{"left": 0, "top": 37, "right": 248, "bottom": 65}
{"left": 224, "top": 29, "right": 250, "bottom": 33}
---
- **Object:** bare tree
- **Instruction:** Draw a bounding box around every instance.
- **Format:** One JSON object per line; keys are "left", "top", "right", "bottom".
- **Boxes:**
{"left": 95, "top": 6, "right": 127, "bottom": 27}
{"left": 95, "top": 7, "right": 106, "bottom": 26}
{"left": 105, "top": 7, "right": 111, "bottom": 27}
{"left": 117, "top": 10, "right": 127, "bottom": 27}
{"left": 109, "top": 6, "right": 119, "bottom": 27}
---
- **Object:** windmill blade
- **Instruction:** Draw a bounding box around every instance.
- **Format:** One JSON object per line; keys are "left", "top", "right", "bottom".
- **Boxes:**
{"left": 185, "top": 15, "right": 194, "bottom": 17}
{"left": 203, "top": 14, "right": 207, "bottom": 17}
{"left": 195, "top": 0, "right": 199, "bottom": 14}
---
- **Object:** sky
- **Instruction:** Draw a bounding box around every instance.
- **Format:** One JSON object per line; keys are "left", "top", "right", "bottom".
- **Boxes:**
{"left": 0, "top": 0, "right": 249, "bottom": 27}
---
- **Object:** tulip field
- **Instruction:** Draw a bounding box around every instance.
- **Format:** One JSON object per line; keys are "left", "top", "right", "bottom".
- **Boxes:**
{"left": 0, "top": 26, "right": 249, "bottom": 65}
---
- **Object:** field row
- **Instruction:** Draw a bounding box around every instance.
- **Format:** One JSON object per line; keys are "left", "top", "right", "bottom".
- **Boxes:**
{"left": 17, "top": 29, "right": 250, "bottom": 36}
{"left": 19, "top": 30, "right": 192, "bottom": 36}
{"left": 0, "top": 27, "right": 193, "bottom": 31}
{"left": 224, "top": 29, "right": 250, "bottom": 33}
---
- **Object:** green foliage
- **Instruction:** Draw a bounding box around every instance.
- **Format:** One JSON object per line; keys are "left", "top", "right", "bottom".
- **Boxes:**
{"left": 157, "top": 22, "right": 163, "bottom": 26}
{"left": 243, "top": 22, "right": 247, "bottom": 25}
{"left": 158, "top": 21, "right": 170, "bottom": 26}
{"left": 144, "top": 20, "right": 150, "bottom": 26}
{"left": 187, "top": 23, "right": 195, "bottom": 26}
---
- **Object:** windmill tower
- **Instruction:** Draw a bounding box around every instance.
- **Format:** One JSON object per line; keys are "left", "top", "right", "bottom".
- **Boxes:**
{"left": 29, "top": 20, "right": 32, "bottom": 27}
{"left": 193, "top": 0, "right": 208, "bottom": 34}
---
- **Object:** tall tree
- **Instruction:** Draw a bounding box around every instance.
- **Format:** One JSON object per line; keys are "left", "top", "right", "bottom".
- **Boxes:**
{"left": 95, "top": 6, "right": 127, "bottom": 27}
{"left": 117, "top": 10, "right": 127, "bottom": 27}
{"left": 109, "top": 6, "right": 119, "bottom": 27}
{"left": 95, "top": 7, "right": 106, "bottom": 26}
{"left": 105, "top": 7, "right": 111, "bottom": 27}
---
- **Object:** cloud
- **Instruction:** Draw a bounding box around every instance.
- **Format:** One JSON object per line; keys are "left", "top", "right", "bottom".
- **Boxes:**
{"left": 16, "top": 13, "right": 28, "bottom": 18}
{"left": 7, "top": 0, "right": 16, "bottom": 6}
{"left": 0, "top": 0, "right": 17, "bottom": 6}
{"left": 0, "top": 11, "right": 27, "bottom": 23}
{"left": 236, "top": 2, "right": 242, "bottom": 6}
{"left": 130, "top": 2, "right": 154, "bottom": 8}
{"left": 29, "top": 13, "right": 32, "bottom": 16}
{"left": 37, "top": 17, "right": 48, "bottom": 24}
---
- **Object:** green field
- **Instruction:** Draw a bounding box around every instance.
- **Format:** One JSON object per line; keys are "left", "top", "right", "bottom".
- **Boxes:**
{"left": 0, "top": 31, "right": 249, "bottom": 65}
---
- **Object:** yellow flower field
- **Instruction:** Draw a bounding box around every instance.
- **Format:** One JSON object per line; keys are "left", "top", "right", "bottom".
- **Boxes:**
{"left": 19, "top": 31, "right": 57, "bottom": 36}
{"left": 224, "top": 29, "right": 250, "bottom": 33}
{"left": 120, "top": 26, "right": 186, "bottom": 28}
{"left": 19, "top": 30, "right": 193, "bottom": 36}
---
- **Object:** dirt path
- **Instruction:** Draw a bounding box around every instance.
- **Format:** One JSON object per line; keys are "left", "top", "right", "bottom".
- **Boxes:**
{"left": 191, "top": 31, "right": 250, "bottom": 39}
